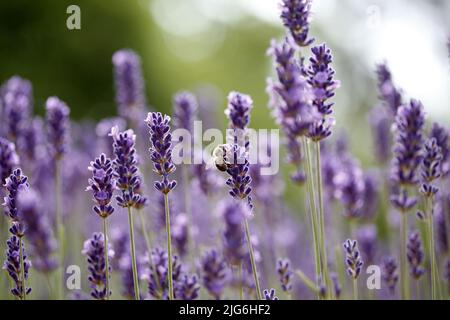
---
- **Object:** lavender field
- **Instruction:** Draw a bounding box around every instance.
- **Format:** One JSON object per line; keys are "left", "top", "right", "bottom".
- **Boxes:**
{"left": 0, "top": 0, "right": 450, "bottom": 301}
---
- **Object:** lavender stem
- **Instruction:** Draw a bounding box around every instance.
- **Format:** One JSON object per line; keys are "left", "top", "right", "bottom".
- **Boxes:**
{"left": 19, "top": 237, "right": 26, "bottom": 300}
{"left": 238, "top": 263, "right": 244, "bottom": 300}
{"left": 302, "top": 137, "right": 322, "bottom": 298}
{"left": 55, "top": 159, "right": 65, "bottom": 300}
{"left": 353, "top": 278, "right": 358, "bottom": 300}
{"left": 400, "top": 210, "right": 409, "bottom": 300}
{"left": 315, "top": 141, "right": 331, "bottom": 297}
{"left": 127, "top": 206, "right": 140, "bottom": 300}
{"left": 102, "top": 218, "right": 110, "bottom": 300}
{"left": 244, "top": 217, "right": 262, "bottom": 300}
{"left": 425, "top": 196, "right": 439, "bottom": 299}
{"left": 164, "top": 194, "right": 174, "bottom": 300}
{"left": 295, "top": 269, "right": 320, "bottom": 295}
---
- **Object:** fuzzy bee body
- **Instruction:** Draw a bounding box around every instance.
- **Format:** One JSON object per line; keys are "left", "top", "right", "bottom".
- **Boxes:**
{"left": 212, "top": 144, "right": 232, "bottom": 172}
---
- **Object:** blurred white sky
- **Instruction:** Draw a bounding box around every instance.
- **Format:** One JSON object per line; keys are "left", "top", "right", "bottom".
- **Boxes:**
{"left": 147, "top": 0, "right": 450, "bottom": 120}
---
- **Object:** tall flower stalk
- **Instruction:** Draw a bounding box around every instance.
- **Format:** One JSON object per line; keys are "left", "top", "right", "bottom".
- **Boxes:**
{"left": 45, "top": 96, "right": 70, "bottom": 300}
{"left": 419, "top": 138, "right": 443, "bottom": 299}
{"left": 343, "top": 239, "right": 363, "bottom": 300}
{"left": 87, "top": 153, "right": 116, "bottom": 299}
{"left": 110, "top": 126, "right": 143, "bottom": 300}
{"left": 146, "top": 112, "right": 177, "bottom": 300}
{"left": 390, "top": 99, "right": 424, "bottom": 300}
{"left": 224, "top": 91, "right": 262, "bottom": 300}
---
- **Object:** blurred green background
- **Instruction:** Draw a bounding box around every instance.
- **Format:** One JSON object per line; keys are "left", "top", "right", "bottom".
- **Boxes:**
{"left": 1, "top": 0, "right": 450, "bottom": 161}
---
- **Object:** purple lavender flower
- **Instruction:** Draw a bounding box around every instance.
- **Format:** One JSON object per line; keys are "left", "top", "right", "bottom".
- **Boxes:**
{"left": 361, "top": 172, "right": 379, "bottom": 219}
{"left": 333, "top": 157, "right": 365, "bottom": 218}
{"left": 17, "top": 189, "right": 57, "bottom": 272}
{"left": 112, "top": 49, "right": 146, "bottom": 120}
{"left": 263, "top": 288, "right": 279, "bottom": 300}
{"left": 45, "top": 97, "right": 70, "bottom": 160}
{"left": 391, "top": 99, "right": 425, "bottom": 186}
{"left": 429, "top": 123, "right": 449, "bottom": 176}
{"left": 306, "top": 44, "right": 339, "bottom": 141}
{"left": 376, "top": 62, "right": 403, "bottom": 115}
{"left": 224, "top": 145, "right": 253, "bottom": 208}
{"left": 280, "top": 0, "right": 314, "bottom": 47}
{"left": 382, "top": 256, "right": 399, "bottom": 294}
{"left": 201, "top": 249, "right": 229, "bottom": 300}
{"left": 3, "top": 235, "right": 32, "bottom": 299}
{"left": 277, "top": 258, "right": 293, "bottom": 293}
{"left": 0, "top": 137, "right": 19, "bottom": 185}
{"left": 146, "top": 112, "right": 177, "bottom": 194}
{"left": 356, "top": 226, "right": 377, "bottom": 265}
{"left": 330, "top": 273, "right": 341, "bottom": 299}
{"left": 21, "top": 117, "right": 44, "bottom": 162}
{"left": 109, "top": 126, "right": 142, "bottom": 208}
{"left": 419, "top": 138, "right": 442, "bottom": 197}
{"left": 369, "top": 106, "right": 392, "bottom": 163}
{"left": 1, "top": 76, "right": 33, "bottom": 142}
{"left": 407, "top": 231, "right": 425, "bottom": 280}
{"left": 3, "top": 169, "right": 29, "bottom": 236}
{"left": 176, "top": 274, "right": 200, "bottom": 300}
{"left": 226, "top": 91, "right": 253, "bottom": 132}
{"left": 143, "top": 247, "right": 183, "bottom": 300}
{"left": 82, "top": 232, "right": 113, "bottom": 300}
{"left": 221, "top": 201, "right": 248, "bottom": 266}
{"left": 343, "top": 239, "right": 363, "bottom": 279}
{"left": 96, "top": 117, "right": 127, "bottom": 157}
{"left": 436, "top": 199, "right": 448, "bottom": 254}
{"left": 390, "top": 189, "right": 418, "bottom": 212}
{"left": 173, "top": 91, "right": 198, "bottom": 133}
{"left": 87, "top": 153, "right": 115, "bottom": 218}
{"left": 172, "top": 213, "right": 188, "bottom": 257}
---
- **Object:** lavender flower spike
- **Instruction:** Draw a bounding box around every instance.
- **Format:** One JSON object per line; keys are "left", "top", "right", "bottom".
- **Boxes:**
{"left": 407, "top": 231, "right": 425, "bottom": 280}
{"left": 146, "top": 112, "right": 177, "bottom": 194}
{"left": 263, "top": 288, "right": 279, "bottom": 300}
{"left": 376, "top": 63, "right": 403, "bottom": 115}
{"left": 82, "top": 233, "right": 113, "bottom": 300}
{"left": 3, "top": 235, "right": 32, "bottom": 299}
{"left": 18, "top": 189, "right": 57, "bottom": 273}
{"left": 419, "top": 138, "right": 442, "bottom": 198}
{"left": 176, "top": 274, "right": 200, "bottom": 300}
{"left": 343, "top": 239, "right": 363, "bottom": 279}
{"left": 87, "top": 153, "right": 116, "bottom": 218}
{"left": 173, "top": 91, "right": 198, "bottom": 133}
{"left": 201, "top": 249, "right": 229, "bottom": 300}
{"left": 0, "top": 137, "right": 19, "bottom": 185}
{"left": 45, "top": 96, "right": 70, "bottom": 160}
{"left": 3, "top": 169, "right": 29, "bottom": 237}
{"left": 277, "top": 258, "right": 293, "bottom": 293}
{"left": 112, "top": 49, "right": 146, "bottom": 120}
{"left": 221, "top": 201, "right": 248, "bottom": 266}
{"left": 226, "top": 91, "right": 253, "bottom": 131}
{"left": 280, "top": 0, "right": 314, "bottom": 47}
{"left": 109, "top": 126, "right": 142, "bottom": 208}
{"left": 382, "top": 256, "right": 399, "bottom": 294}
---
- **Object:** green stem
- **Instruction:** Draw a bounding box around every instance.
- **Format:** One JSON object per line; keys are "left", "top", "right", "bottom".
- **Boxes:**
{"left": 295, "top": 269, "right": 320, "bottom": 295}
{"left": 314, "top": 141, "right": 330, "bottom": 298}
{"left": 353, "top": 279, "right": 358, "bottom": 300}
{"left": 244, "top": 218, "right": 262, "bottom": 300}
{"left": 400, "top": 210, "right": 409, "bottom": 300}
{"left": 427, "top": 196, "right": 439, "bottom": 300}
{"left": 19, "top": 237, "right": 26, "bottom": 300}
{"left": 164, "top": 194, "right": 174, "bottom": 300}
{"left": 302, "top": 137, "right": 322, "bottom": 297}
{"left": 127, "top": 206, "right": 140, "bottom": 300}
{"left": 55, "top": 159, "right": 64, "bottom": 300}
{"left": 102, "top": 218, "right": 110, "bottom": 300}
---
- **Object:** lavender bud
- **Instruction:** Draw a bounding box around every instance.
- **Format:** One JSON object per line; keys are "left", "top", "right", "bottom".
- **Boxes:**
{"left": 280, "top": 0, "right": 314, "bottom": 47}
{"left": 172, "top": 213, "right": 188, "bottom": 257}
{"left": 263, "top": 288, "right": 279, "bottom": 300}
{"left": 343, "top": 239, "right": 363, "bottom": 279}
{"left": 82, "top": 232, "right": 113, "bottom": 300}
{"left": 0, "top": 137, "right": 19, "bottom": 185}
{"left": 330, "top": 272, "right": 341, "bottom": 299}
{"left": 369, "top": 106, "right": 392, "bottom": 163}
{"left": 87, "top": 153, "right": 116, "bottom": 218}
{"left": 382, "top": 256, "right": 399, "bottom": 294}
{"left": 146, "top": 112, "right": 177, "bottom": 194}
{"left": 429, "top": 123, "right": 449, "bottom": 176}
{"left": 201, "top": 249, "right": 229, "bottom": 300}
{"left": 276, "top": 258, "right": 293, "bottom": 293}
{"left": 176, "top": 274, "right": 200, "bottom": 300}
{"left": 112, "top": 49, "right": 146, "bottom": 120}
{"left": 45, "top": 96, "right": 70, "bottom": 160}
{"left": 221, "top": 201, "right": 248, "bottom": 266}
{"left": 109, "top": 126, "right": 142, "bottom": 208}
{"left": 419, "top": 138, "right": 442, "bottom": 197}
{"left": 173, "top": 91, "right": 198, "bottom": 133}
{"left": 3, "top": 169, "right": 29, "bottom": 237}
{"left": 407, "top": 231, "right": 425, "bottom": 280}
{"left": 3, "top": 235, "right": 32, "bottom": 299}
{"left": 356, "top": 226, "right": 377, "bottom": 265}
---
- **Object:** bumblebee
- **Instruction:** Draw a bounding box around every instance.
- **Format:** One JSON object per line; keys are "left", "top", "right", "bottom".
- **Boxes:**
{"left": 212, "top": 144, "right": 232, "bottom": 172}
